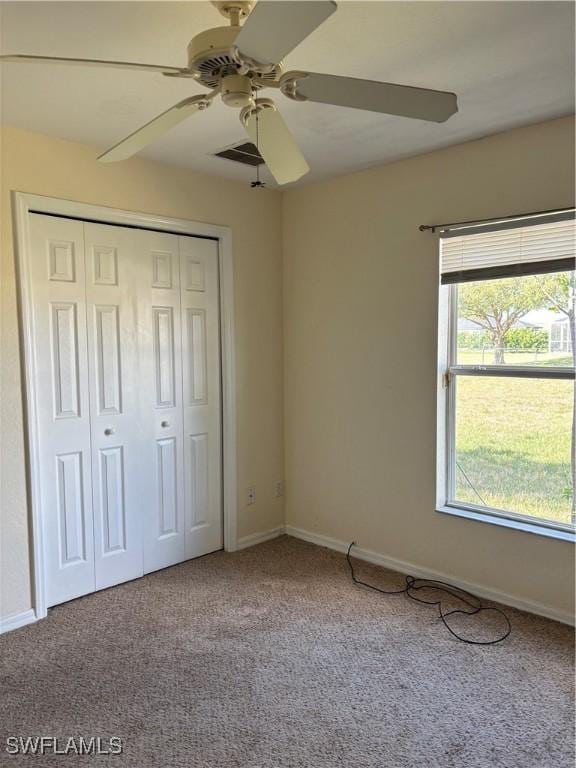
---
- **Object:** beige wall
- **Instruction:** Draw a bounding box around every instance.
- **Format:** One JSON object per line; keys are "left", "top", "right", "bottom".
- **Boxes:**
{"left": 283, "top": 116, "right": 576, "bottom": 619}
{"left": 0, "top": 126, "right": 284, "bottom": 619}
{"left": 2, "top": 117, "right": 575, "bottom": 624}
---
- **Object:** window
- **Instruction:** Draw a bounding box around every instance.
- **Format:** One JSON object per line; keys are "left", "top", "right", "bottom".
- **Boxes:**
{"left": 437, "top": 212, "right": 575, "bottom": 536}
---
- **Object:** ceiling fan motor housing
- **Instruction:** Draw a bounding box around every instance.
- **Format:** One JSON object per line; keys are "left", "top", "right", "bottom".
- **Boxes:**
{"left": 187, "top": 26, "right": 282, "bottom": 90}
{"left": 221, "top": 74, "right": 253, "bottom": 107}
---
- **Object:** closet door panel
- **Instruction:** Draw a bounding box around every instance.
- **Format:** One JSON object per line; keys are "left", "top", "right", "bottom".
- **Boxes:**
{"left": 85, "top": 223, "right": 144, "bottom": 590}
{"left": 180, "top": 237, "right": 223, "bottom": 558}
{"left": 29, "top": 214, "right": 95, "bottom": 607}
{"left": 138, "top": 231, "right": 186, "bottom": 573}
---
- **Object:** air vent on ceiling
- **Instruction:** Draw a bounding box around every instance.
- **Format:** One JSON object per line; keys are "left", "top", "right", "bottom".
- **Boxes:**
{"left": 213, "top": 142, "right": 264, "bottom": 167}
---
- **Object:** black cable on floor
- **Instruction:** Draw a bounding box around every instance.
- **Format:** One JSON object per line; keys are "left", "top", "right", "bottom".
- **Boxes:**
{"left": 346, "top": 542, "right": 511, "bottom": 645}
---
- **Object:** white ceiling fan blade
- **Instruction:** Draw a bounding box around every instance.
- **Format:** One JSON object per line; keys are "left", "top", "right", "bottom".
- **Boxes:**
{"left": 98, "top": 94, "right": 213, "bottom": 163}
{"left": 0, "top": 54, "right": 187, "bottom": 75}
{"left": 235, "top": 1, "right": 337, "bottom": 67}
{"left": 241, "top": 99, "right": 309, "bottom": 185}
{"left": 281, "top": 72, "right": 458, "bottom": 123}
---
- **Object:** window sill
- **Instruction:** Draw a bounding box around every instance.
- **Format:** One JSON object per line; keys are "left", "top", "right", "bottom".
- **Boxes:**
{"left": 436, "top": 504, "right": 576, "bottom": 542}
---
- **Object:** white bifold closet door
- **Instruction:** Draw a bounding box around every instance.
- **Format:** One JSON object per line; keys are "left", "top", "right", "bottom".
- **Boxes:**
{"left": 138, "top": 230, "right": 223, "bottom": 573}
{"left": 29, "top": 213, "right": 222, "bottom": 608}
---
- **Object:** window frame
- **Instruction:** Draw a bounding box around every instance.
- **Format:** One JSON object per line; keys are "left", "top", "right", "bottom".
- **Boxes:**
{"left": 436, "top": 278, "right": 576, "bottom": 540}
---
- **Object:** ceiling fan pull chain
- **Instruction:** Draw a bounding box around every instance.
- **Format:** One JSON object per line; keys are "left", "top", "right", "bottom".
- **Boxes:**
{"left": 251, "top": 85, "right": 266, "bottom": 189}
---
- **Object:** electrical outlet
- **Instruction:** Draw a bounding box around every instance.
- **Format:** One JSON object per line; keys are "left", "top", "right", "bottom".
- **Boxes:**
{"left": 247, "top": 486, "right": 256, "bottom": 505}
{"left": 275, "top": 481, "right": 284, "bottom": 498}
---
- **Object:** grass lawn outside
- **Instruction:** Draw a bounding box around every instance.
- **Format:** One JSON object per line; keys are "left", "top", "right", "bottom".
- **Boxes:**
{"left": 454, "top": 370, "right": 574, "bottom": 526}
{"left": 457, "top": 350, "right": 573, "bottom": 368}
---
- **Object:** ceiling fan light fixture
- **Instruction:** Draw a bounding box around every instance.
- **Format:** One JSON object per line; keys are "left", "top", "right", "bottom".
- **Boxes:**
{"left": 221, "top": 73, "right": 254, "bottom": 107}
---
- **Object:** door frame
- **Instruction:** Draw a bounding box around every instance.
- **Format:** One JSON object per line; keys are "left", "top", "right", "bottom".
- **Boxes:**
{"left": 14, "top": 192, "right": 238, "bottom": 621}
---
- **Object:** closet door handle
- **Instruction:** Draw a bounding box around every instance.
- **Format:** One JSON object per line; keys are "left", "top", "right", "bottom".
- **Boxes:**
{"left": 104, "top": 428, "right": 115, "bottom": 436}
{"left": 161, "top": 421, "right": 170, "bottom": 428}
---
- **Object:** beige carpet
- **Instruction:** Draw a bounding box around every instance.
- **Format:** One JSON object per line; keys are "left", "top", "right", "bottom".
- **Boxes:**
{"left": 0, "top": 536, "right": 573, "bottom": 767}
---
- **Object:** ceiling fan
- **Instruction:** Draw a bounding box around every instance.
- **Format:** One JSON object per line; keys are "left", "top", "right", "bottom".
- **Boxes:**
{"left": 0, "top": 0, "right": 458, "bottom": 185}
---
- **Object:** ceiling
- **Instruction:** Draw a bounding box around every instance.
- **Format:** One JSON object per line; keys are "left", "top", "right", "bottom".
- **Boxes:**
{"left": 1, "top": 1, "right": 574, "bottom": 187}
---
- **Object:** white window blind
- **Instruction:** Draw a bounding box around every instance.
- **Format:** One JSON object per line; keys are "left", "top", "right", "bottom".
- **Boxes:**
{"left": 440, "top": 211, "right": 575, "bottom": 284}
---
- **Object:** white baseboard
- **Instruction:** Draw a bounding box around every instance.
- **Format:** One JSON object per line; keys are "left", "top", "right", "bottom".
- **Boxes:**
{"left": 285, "top": 525, "right": 575, "bottom": 627}
{"left": 0, "top": 608, "right": 37, "bottom": 635}
{"left": 237, "top": 526, "right": 286, "bottom": 550}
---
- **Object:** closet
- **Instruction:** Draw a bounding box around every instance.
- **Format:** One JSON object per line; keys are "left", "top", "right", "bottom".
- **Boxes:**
{"left": 29, "top": 213, "right": 223, "bottom": 607}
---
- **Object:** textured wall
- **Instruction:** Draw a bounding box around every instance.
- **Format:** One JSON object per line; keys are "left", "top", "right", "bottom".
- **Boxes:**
{"left": 283, "top": 116, "right": 576, "bottom": 620}
{"left": 0, "top": 126, "right": 285, "bottom": 619}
